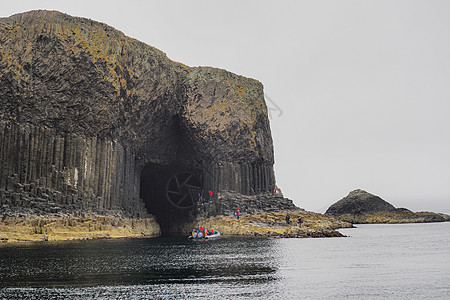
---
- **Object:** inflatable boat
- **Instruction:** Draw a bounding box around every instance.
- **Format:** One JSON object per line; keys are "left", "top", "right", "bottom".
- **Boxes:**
{"left": 189, "top": 230, "right": 221, "bottom": 240}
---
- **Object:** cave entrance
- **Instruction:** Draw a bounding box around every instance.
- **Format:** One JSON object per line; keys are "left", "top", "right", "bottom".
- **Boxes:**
{"left": 140, "top": 164, "right": 203, "bottom": 236}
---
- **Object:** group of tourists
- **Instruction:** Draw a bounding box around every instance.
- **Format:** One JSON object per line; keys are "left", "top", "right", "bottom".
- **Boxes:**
{"left": 198, "top": 190, "right": 214, "bottom": 205}
{"left": 285, "top": 214, "right": 303, "bottom": 228}
{"left": 192, "top": 226, "right": 217, "bottom": 238}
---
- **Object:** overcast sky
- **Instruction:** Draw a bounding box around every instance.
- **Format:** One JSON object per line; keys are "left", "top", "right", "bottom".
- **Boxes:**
{"left": 2, "top": 1, "right": 450, "bottom": 213}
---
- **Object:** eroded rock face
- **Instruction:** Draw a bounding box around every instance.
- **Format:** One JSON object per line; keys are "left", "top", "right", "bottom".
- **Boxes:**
{"left": 0, "top": 10, "right": 281, "bottom": 231}
{"left": 325, "top": 189, "right": 397, "bottom": 216}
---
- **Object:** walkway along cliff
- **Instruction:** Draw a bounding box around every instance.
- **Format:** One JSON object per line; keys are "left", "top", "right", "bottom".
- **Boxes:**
{"left": 0, "top": 10, "right": 297, "bottom": 238}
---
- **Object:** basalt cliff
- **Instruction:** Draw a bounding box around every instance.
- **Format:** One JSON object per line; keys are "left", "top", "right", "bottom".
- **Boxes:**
{"left": 0, "top": 10, "right": 297, "bottom": 240}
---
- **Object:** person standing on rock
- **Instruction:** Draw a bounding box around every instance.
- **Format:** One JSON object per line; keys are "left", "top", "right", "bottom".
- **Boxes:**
{"left": 236, "top": 206, "right": 240, "bottom": 220}
{"left": 209, "top": 190, "right": 213, "bottom": 202}
{"left": 286, "top": 214, "right": 291, "bottom": 224}
{"left": 298, "top": 216, "right": 303, "bottom": 228}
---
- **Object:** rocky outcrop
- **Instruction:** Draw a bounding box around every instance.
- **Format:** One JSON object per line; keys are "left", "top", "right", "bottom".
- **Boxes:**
{"left": 183, "top": 210, "right": 353, "bottom": 238}
{"left": 325, "top": 189, "right": 450, "bottom": 224}
{"left": 0, "top": 10, "right": 291, "bottom": 235}
{"left": 325, "top": 189, "right": 397, "bottom": 216}
{"left": 336, "top": 211, "right": 450, "bottom": 224}
{"left": 0, "top": 214, "right": 161, "bottom": 243}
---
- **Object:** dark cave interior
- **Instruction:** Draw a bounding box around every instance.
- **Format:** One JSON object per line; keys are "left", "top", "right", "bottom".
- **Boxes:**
{"left": 140, "top": 164, "right": 203, "bottom": 236}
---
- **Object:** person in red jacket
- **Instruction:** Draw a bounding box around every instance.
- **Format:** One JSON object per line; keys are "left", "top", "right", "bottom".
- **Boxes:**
{"left": 209, "top": 190, "right": 213, "bottom": 202}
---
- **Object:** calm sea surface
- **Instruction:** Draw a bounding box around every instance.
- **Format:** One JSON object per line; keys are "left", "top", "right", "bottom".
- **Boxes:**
{"left": 1, "top": 222, "right": 449, "bottom": 299}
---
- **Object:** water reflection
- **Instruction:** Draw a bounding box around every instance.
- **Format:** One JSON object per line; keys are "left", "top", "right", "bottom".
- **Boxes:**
{"left": 4, "top": 223, "right": 449, "bottom": 299}
{"left": 0, "top": 237, "right": 279, "bottom": 288}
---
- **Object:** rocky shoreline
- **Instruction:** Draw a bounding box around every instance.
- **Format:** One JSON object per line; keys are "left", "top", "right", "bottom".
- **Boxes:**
{"left": 0, "top": 214, "right": 160, "bottom": 243}
{"left": 3, "top": 208, "right": 449, "bottom": 244}
{"left": 334, "top": 211, "right": 450, "bottom": 224}
{"left": 184, "top": 210, "right": 353, "bottom": 238}
{"left": 0, "top": 209, "right": 354, "bottom": 243}
{"left": 2, "top": 189, "right": 448, "bottom": 243}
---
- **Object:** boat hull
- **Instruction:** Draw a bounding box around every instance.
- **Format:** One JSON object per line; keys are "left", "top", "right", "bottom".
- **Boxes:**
{"left": 189, "top": 231, "right": 221, "bottom": 240}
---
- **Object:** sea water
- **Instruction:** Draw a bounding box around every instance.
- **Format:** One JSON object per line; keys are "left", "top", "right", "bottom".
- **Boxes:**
{"left": 0, "top": 222, "right": 449, "bottom": 299}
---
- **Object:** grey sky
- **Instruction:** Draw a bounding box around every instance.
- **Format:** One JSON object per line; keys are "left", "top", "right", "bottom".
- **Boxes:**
{"left": 2, "top": 0, "right": 450, "bottom": 213}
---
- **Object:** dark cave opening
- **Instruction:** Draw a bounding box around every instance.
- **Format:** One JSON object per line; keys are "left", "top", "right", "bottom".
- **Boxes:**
{"left": 140, "top": 164, "right": 203, "bottom": 236}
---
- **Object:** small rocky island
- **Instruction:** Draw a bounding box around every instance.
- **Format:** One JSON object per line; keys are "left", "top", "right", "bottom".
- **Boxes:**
{"left": 326, "top": 189, "right": 450, "bottom": 224}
